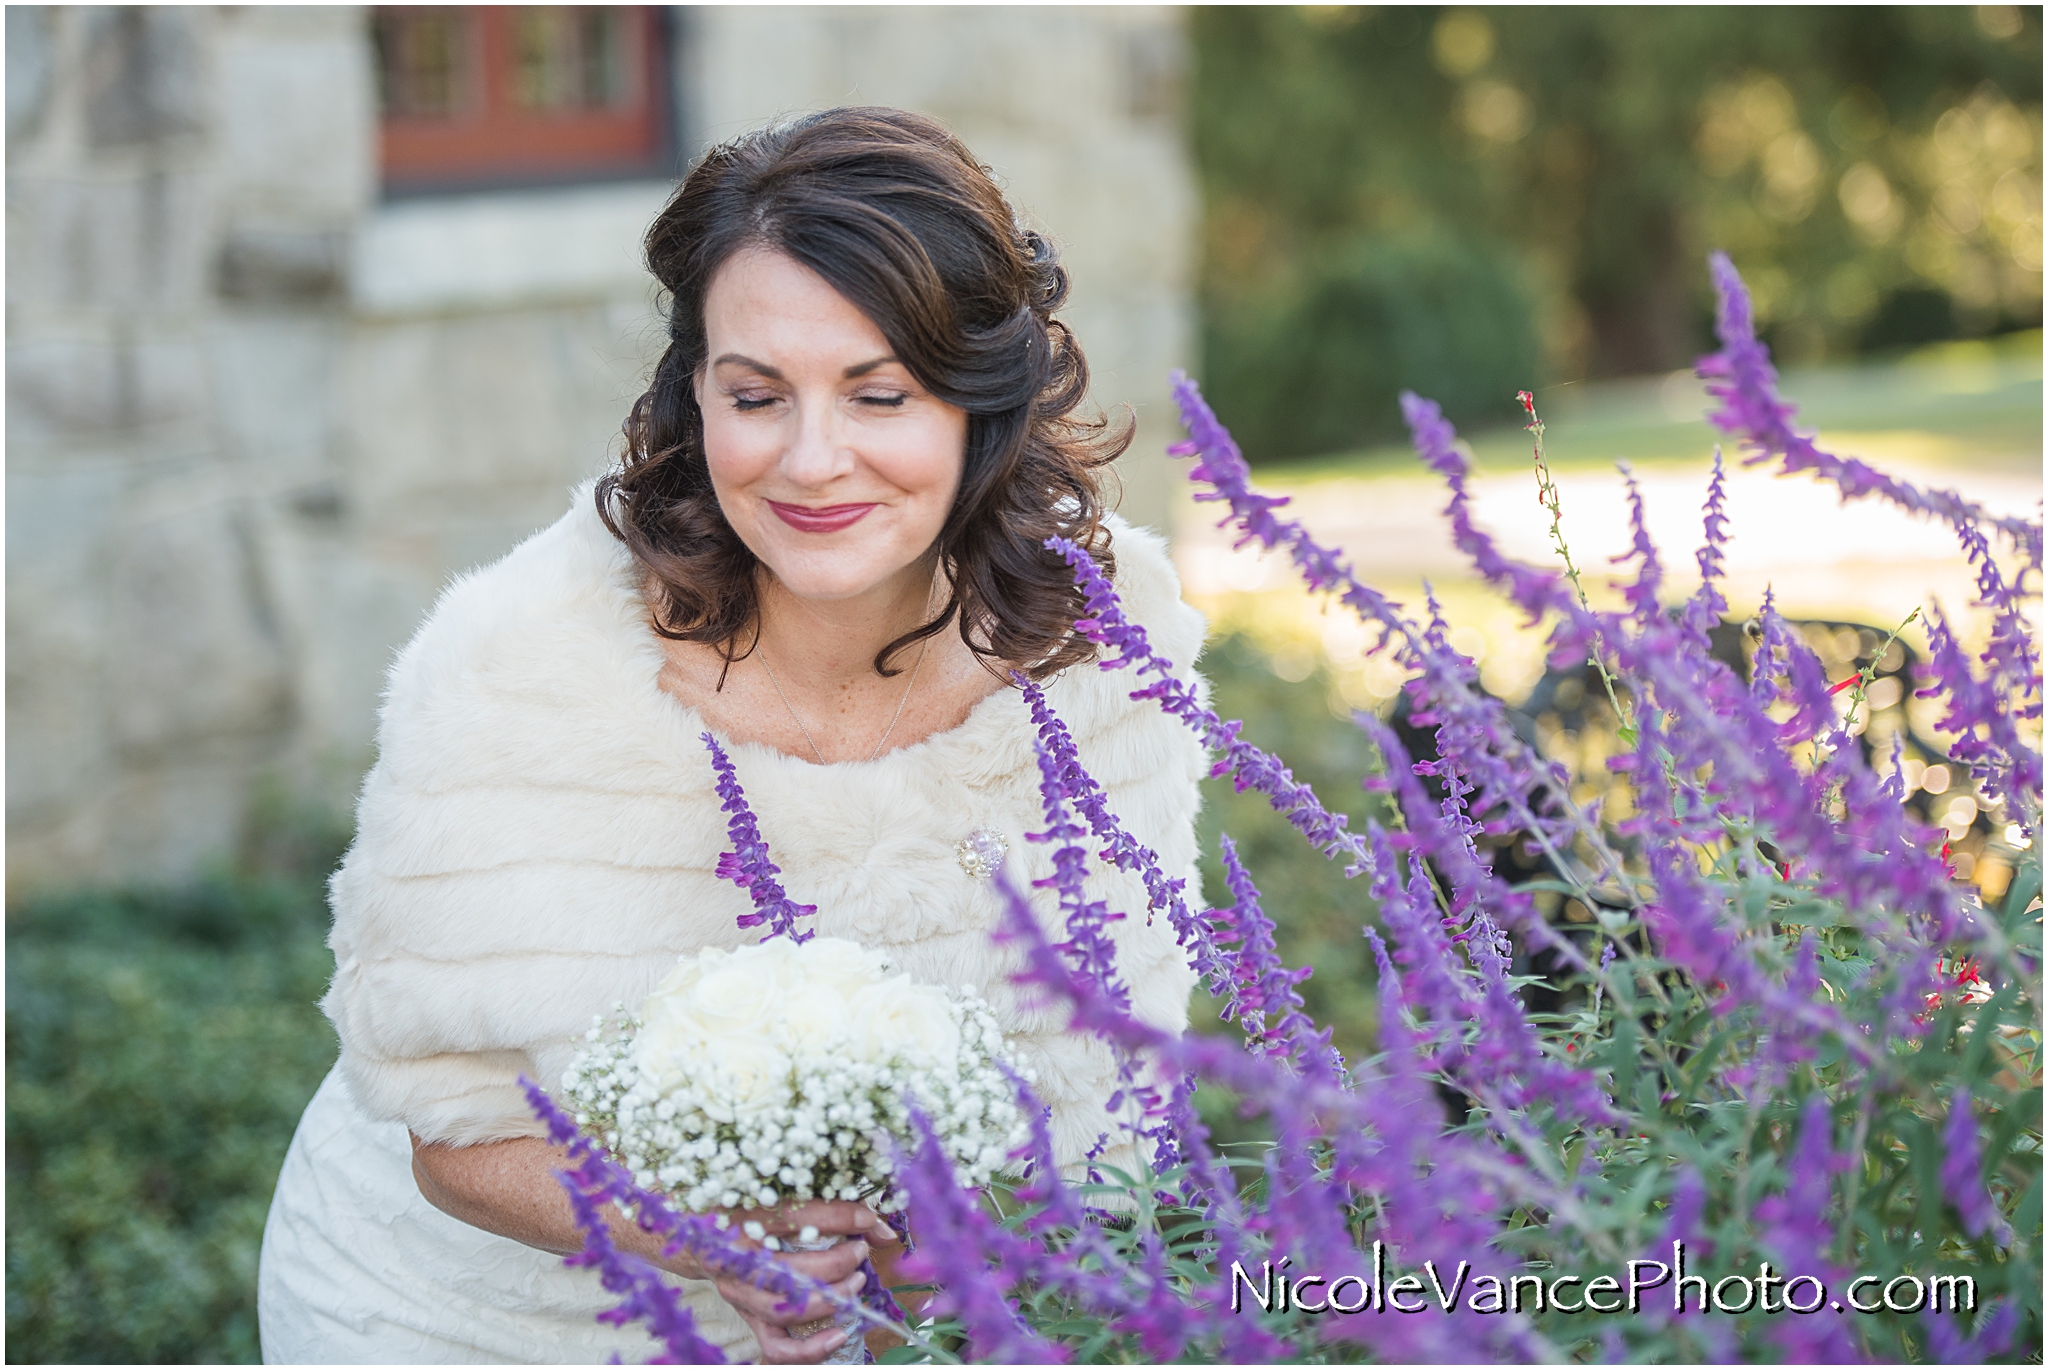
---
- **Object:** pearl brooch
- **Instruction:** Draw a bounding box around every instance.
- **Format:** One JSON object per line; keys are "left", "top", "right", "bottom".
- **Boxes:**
{"left": 956, "top": 827, "right": 1009, "bottom": 880}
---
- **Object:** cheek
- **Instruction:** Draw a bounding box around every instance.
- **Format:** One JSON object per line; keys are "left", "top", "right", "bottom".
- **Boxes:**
{"left": 883, "top": 414, "right": 969, "bottom": 509}
{"left": 699, "top": 408, "right": 776, "bottom": 493}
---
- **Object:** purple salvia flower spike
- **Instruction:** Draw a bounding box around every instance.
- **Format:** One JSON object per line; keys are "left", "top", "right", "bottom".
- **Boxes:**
{"left": 1880, "top": 731, "right": 1909, "bottom": 805}
{"left": 522, "top": 1077, "right": 852, "bottom": 1363}
{"left": 1401, "top": 389, "right": 1569, "bottom": 616}
{"left": 1366, "top": 826, "right": 1479, "bottom": 1054}
{"left": 1172, "top": 374, "right": 1622, "bottom": 922}
{"left": 1463, "top": 405, "right": 1964, "bottom": 952}
{"left": 702, "top": 732, "right": 817, "bottom": 942}
{"left": 1939, "top": 1087, "right": 2012, "bottom": 1244}
{"left": 1214, "top": 835, "right": 1344, "bottom": 1079}
{"left": 892, "top": 1105, "right": 1069, "bottom": 1364}
{"left": 1922, "top": 1298, "right": 2018, "bottom": 1363}
{"left": 1700, "top": 251, "right": 2042, "bottom": 571}
{"left": 1703, "top": 254, "right": 2042, "bottom": 830}
{"left": 1045, "top": 535, "right": 1378, "bottom": 874}
{"left": 1018, "top": 678, "right": 1205, "bottom": 990}
{"left": 1395, "top": 387, "right": 1979, "bottom": 953}
{"left": 1754, "top": 1094, "right": 1861, "bottom": 1363}
{"left": 1001, "top": 870, "right": 1572, "bottom": 1361}
{"left": 1611, "top": 463, "right": 1664, "bottom": 625}
{"left": 1026, "top": 729, "right": 1138, "bottom": 1022}
{"left": 1919, "top": 603, "right": 2043, "bottom": 838}
{"left": 1358, "top": 711, "right": 1616, "bottom": 1125}
{"left": 1680, "top": 448, "right": 1732, "bottom": 651}
{"left": 1021, "top": 721, "right": 1198, "bottom": 1170}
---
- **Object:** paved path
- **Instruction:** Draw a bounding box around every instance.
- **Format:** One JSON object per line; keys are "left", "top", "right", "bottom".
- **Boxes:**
{"left": 1174, "top": 449, "right": 2041, "bottom": 631}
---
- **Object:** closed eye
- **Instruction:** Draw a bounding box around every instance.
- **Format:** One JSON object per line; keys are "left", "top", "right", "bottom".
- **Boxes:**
{"left": 859, "top": 394, "right": 909, "bottom": 408}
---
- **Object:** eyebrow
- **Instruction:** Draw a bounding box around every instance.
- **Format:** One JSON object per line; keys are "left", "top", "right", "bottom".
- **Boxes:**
{"left": 711, "top": 353, "right": 899, "bottom": 380}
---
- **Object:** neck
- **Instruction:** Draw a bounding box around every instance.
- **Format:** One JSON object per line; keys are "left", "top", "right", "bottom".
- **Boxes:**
{"left": 750, "top": 559, "right": 941, "bottom": 689}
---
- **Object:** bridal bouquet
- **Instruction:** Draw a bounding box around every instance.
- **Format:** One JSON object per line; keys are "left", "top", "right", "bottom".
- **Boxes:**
{"left": 561, "top": 934, "right": 1026, "bottom": 1225}
{"left": 529, "top": 738, "right": 1033, "bottom": 1363}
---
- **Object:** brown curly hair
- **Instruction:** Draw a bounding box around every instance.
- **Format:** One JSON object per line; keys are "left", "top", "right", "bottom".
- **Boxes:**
{"left": 597, "top": 107, "right": 1124, "bottom": 680}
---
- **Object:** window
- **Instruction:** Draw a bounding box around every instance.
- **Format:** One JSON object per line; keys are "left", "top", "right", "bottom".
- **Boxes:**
{"left": 373, "top": 7, "right": 674, "bottom": 196}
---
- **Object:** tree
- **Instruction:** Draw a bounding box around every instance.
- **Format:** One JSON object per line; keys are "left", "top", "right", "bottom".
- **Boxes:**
{"left": 1193, "top": 5, "right": 2042, "bottom": 457}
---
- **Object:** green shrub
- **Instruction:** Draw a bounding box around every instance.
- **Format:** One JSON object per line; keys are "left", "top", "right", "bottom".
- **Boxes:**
{"left": 5, "top": 877, "right": 339, "bottom": 1364}
{"left": 1193, "top": 633, "right": 1389, "bottom": 1060}
{"left": 1202, "top": 234, "right": 1541, "bottom": 461}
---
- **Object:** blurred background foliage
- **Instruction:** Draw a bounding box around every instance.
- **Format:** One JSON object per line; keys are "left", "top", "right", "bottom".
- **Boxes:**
{"left": 4, "top": 818, "right": 347, "bottom": 1363}
{"left": 1190, "top": 635, "right": 1392, "bottom": 1065}
{"left": 1193, "top": 4, "right": 2043, "bottom": 459}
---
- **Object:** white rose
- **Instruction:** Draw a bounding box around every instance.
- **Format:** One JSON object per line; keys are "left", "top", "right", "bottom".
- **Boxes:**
{"left": 631, "top": 948, "right": 731, "bottom": 1087}
{"left": 649, "top": 946, "right": 727, "bottom": 1002}
{"left": 795, "top": 938, "right": 894, "bottom": 997}
{"left": 777, "top": 983, "right": 852, "bottom": 1054}
{"left": 632, "top": 998, "right": 716, "bottom": 1093}
{"left": 690, "top": 953, "right": 782, "bottom": 1037}
{"left": 701, "top": 1037, "right": 793, "bottom": 1124}
{"left": 848, "top": 980, "right": 962, "bottom": 1068}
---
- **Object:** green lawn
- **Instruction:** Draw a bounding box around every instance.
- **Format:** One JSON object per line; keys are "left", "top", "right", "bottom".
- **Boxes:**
{"left": 1257, "top": 330, "right": 2043, "bottom": 483}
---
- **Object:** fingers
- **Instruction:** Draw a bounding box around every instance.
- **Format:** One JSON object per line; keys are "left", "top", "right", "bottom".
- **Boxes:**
{"left": 781, "top": 1240, "right": 870, "bottom": 1286}
{"left": 748, "top": 1314, "right": 850, "bottom": 1366}
{"left": 706, "top": 1202, "right": 890, "bottom": 1363}
{"left": 726, "top": 1271, "right": 867, "bottom": 1364}
{"left": 741, "top": 1198, "right": 888, "bottom": 1240}
{"left": 717, "top": 1267, "right": 866, "bottom": 1326}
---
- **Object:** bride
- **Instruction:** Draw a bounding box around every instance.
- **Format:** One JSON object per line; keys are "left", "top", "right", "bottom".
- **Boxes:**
{"left": 258, "top": 107, "right": 1208, "bottom": 1364}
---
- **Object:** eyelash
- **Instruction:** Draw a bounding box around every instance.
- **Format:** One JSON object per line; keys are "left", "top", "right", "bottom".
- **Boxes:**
{"left": 728, "top": 392, "right": 909, "bottom": 412}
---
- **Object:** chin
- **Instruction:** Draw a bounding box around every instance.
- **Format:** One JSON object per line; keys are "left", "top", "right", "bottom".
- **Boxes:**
{"left": 764, "top": 550, "right": 911, "bottom": 603}
{"left": 751, "top": 519, "right": 940, "bottom": 603}
{"left": 772, "top": 571, "right": 881, "bottom": 602}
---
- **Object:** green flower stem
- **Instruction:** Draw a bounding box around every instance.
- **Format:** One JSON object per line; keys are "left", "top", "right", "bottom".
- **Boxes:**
{"left": 1521, "top": 392, "right": 1636, "bottom": 748}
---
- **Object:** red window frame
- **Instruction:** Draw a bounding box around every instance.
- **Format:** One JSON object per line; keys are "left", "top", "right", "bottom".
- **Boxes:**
{"left": 375, "top": 6, "right": 674, "bottom": 196}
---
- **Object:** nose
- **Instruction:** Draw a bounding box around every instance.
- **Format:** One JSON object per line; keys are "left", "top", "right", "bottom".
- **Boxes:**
{"left": 780, "top": 394, "right": 855, "bottom": 490}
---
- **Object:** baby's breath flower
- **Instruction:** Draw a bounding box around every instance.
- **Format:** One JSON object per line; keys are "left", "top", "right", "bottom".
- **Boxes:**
{"left": 561, "top": 935, "right": 1023, "bottom": 1218}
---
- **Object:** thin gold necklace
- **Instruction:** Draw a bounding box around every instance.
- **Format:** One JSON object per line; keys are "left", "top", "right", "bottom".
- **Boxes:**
{"left": 756, "top": 602, "right": 936, "bottom": 764}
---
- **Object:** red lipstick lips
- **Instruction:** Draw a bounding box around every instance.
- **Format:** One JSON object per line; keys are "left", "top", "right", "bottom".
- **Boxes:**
{"left": 766, "top": 500, "right": 876, "bottom": 533}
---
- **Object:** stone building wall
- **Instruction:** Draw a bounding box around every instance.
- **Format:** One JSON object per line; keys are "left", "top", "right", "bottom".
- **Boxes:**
{"left": 4, "top": 6, "right": 1196, "bottom": 894}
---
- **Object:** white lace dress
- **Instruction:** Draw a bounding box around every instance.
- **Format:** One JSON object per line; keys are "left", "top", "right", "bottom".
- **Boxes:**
{"left": 257, "top": 494, "right": 1208, "bottom": 1363}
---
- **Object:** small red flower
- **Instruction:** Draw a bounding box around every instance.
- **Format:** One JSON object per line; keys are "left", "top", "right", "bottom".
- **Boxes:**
{"left": 1917, "top": 957, "right": 1988, "bottom": 1022}
{"left": 1828, "top": 676, "right": 1860, "bottom": 696}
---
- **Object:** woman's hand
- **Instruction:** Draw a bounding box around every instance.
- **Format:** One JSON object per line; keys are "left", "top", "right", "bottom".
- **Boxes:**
{"left": 672, "top": 1198, "right": 897, "bottom": 1365}
{"left": 410, "top": 1136, "right": 900, "bottom": 1363}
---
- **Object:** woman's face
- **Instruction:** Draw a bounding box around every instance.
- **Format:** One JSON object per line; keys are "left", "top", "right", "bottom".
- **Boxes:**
{"left": 694, "top": 246, "right": 967, "bottom": 607}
